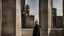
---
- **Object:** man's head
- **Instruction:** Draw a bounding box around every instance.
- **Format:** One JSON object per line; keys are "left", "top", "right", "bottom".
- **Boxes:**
{"left": 35, "top": 20, "right": 38, "bottom": 24}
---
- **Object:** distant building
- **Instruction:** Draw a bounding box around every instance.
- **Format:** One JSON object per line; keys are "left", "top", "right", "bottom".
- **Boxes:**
{"left": 21, "top": 0, "right": 25, "bottom": 28}
{"left": 52, "top": 8, "right": 63, "bottom": 28}
{"left": 22, "top": 4, "right": 34, "bottom": 28}
{"left": 52, "top": 8, "right": 57, "bottom": 28}
{"left": 52, "top": 8, "right": 57, "bottom": 16}
{"left": 25, "top": 15, "right": 34, "bottom": 28}
{"left": 21, "top": 0, "right": 25, "bottom": 13}
{"left": 56, "top": 16, "right": 63, "bottom": 28}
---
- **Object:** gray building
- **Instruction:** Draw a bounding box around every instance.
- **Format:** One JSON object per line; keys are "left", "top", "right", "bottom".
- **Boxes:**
{"left": 52, "top": 8, "right": 63, "bottom": 28}
{"left": 52, "top": 8, "right": 57, "bottom": 28}
{"left": 25, "top": 15, "right": 34, "bottom": 28}
{"left": 56, "top": 16, "right": 63, "bottom": 28}
{"left": 21, "top": 0, "right": 25, "bottom": 28}
{"left": 22, "top": 4, "right": 34, "bottom": 28}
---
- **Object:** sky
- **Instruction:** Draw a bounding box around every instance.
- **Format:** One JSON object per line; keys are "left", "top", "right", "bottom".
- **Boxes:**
{"left": 25, "top": 0, "right": 63, "bottom": 21}
{"left": 25, "top": 0, "right": 39, "bottom": 21}
{"left": 53, "top": 0, "right": 63, "bottom": 16}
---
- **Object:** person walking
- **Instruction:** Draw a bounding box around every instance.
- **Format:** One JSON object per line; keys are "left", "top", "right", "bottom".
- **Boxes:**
{"left": 32, "top": 20, "right": 40, "bottom": 36}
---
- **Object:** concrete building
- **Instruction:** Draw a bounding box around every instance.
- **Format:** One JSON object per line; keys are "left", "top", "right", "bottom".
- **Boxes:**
{"left": 21, "top": 0, "right": 25, "bottom": 28}
{"left": 56, "top": 16, "right": 63, "bottom": 28}
{"left": 25, "top": 15, "right": 34, "bottom": 28}
{"left": 22, "top": 4, "right": 34, "bottom": 28}
{"left": 52, "top": 8, "right": 57, "bottom": 16}
{"left": 52, "top": 8, "right": 57, "bottom": 28}
{"left": 53, "top": 16, "right": 63, "bottom": 28}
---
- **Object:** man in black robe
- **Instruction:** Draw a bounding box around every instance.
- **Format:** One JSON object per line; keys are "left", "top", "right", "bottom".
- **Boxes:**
{"left": 32, "top": 21, "right": 40, "bottom": 36}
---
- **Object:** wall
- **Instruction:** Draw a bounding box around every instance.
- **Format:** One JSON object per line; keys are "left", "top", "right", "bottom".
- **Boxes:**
{"left": 48, "top": 0, "right": 52, "bottom": 35}
{"left": 0, "top": 0, "right": 2, "bottom": 36}
{"left": 2, "top": 0, "right": 16, "bottom": 36}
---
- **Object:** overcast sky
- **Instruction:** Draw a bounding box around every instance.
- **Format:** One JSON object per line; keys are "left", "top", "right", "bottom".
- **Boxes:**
{"left": 53, "top": 0, "right": 63, "bottom": 16}
{"left": 25, "top": 0, "right": 63, "bottom": 21}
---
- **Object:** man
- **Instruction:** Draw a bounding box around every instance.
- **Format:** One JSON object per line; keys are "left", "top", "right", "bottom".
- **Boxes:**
{"left": 32, "top": 20, "right": 40, "bottom": 36}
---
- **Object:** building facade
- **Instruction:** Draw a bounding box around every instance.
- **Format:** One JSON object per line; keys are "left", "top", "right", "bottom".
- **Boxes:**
{"left": 22, "top": 4, "right": 34, "bottom": 28}
{"left": 52, "top": 8, "right": 57, "bottom": 28}
{"left": 56, "top": 16, "right": 63, "bottom": 28}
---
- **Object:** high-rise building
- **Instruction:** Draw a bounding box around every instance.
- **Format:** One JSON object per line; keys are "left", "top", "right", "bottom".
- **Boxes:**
{"left": 52, "top": 8, "right": 57, "bottom": 28}
{"left": 2, "top": 0, "right": 16, "bottom": 36}
{"left": 21, "top": 0, "right": 25, "bottom": 13}
{"left": 21, "top": 0, "right": 25, "bottom": 28}
{"left": 53, "top": 8, "right": 57, "bottom": 16}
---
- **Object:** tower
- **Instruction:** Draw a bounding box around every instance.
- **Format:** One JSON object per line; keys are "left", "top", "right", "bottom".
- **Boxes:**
{"left": 52, "top": 8, "right": 57, "bottom": 28}
{"left": 25, "top": 4, "right": 30, "bottom": 15}
{"left": 21, "top": 0, "right": 25, "bottom": 28}
{"left": 53, "top": 8, "right": 56, "bottom": 16}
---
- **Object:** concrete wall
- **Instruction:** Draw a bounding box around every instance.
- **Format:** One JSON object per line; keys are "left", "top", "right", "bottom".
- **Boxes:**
{"left": 16, "top": 0, "right": 22, "bottom": 36}
{"left": 48, "top": 0, "right": 52, "bottom": 28}
{"left": 2, "top": 0, "right": 16, "bottom": 36}
{"left": 48, "top": 0, "right": 52, "bottom": 35}
{"left": 0, "top": 0, "right": 22, "bottom": 36}
{"left": 0, "top": 0, "right": 2, "bottom": 36}
{"left": 39, "top": 0, "right": 48, "bottom": 36}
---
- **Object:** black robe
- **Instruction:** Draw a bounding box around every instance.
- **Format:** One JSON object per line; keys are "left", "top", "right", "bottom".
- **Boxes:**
{"left": 32, "top": 24, "right": 40, "bottom": 36}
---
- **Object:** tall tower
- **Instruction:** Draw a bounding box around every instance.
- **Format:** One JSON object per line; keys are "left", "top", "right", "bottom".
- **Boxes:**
{"left": 52, "top": 8, "right": 57, "bottom": 28}
{"left": 21, "top": 0, "right": 25, "bottom": 28}
{"left": 25, "top": 4, "right": 30, "bottom": 15}
{"left": 53, "top": 8, "right": 56, "bottom": 16}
